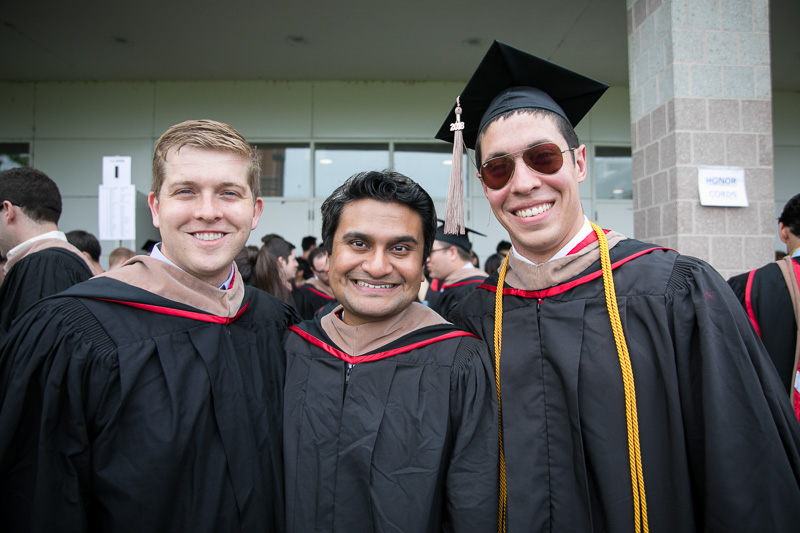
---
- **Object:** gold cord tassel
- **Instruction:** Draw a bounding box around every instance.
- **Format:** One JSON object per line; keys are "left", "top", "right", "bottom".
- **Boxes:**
{"left": 494, "top": 252, "right": 510, "bottom": 533}
{"left": 445, "top": 97, "right": 465, "bottom": 235}
{"left": 591, "top": 221, "right": 648, "bottom": 533}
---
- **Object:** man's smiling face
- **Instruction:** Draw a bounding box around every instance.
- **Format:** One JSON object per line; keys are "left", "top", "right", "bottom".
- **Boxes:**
{"left": 328, "top": 198, "right": 424, "bottom": 326}
{"left": 148, "top": 145, "right": 263, "bottom": 286}
{"left": 479, "top": 112, "right": 587, "bottom": 264}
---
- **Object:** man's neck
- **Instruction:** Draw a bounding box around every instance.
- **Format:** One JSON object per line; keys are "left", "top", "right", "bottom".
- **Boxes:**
{"left": 513, "top": 216, "right": 592, "bottom": 266}
{"left": 6, "top": 228, "right": 65, "bottom": 261}
{"left": 786, "top": 236, "right": 800, "bottom": 258}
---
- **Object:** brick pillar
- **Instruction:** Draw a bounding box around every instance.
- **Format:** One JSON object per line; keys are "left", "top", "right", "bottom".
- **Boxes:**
{"left": 627, "top": 0, "right": 774, "bottom": 279}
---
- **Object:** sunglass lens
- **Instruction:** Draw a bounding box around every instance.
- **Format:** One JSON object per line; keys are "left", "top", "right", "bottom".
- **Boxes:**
{"left": 481, "top": 157, "right": 514, "bottom": 189}
{"left": 524, "top": 144, "right": 564, "bottom": 174}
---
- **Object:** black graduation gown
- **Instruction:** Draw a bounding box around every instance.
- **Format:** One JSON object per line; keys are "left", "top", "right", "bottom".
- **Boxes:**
{"left": 283, "top": 315, "right": 499, "bottom": 532}
{"left": 728, "top": 257, "right": 800, "bottom": 395}
{"left": 448, "top": 239, "right": 800, "bottom": 533}
{"left": 429, "top": 275, "right": 487, "bottom": 318}
{"left": 0, "top": 277, "right": 297, "bottom": 533}
{"left": 293, "top": 283, "right": 336, "bottom": 320}
{"left": 0, "top": 247, "right": 93, "bottom": 333}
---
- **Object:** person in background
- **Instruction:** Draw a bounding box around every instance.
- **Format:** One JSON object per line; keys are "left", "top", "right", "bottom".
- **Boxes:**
{"left": 283, "top": 170, "right": 498, "bottom": 532}
{"left": 728, "top": 192, "right": 800, "bottom": 418}
{"left": 0, "top": 167, "right": 95, "bottom": 333}
{"left": 65, "top": 229, "right": 104, "bottom": 274}
{"left": 262, "top": 234, "right": 298, "bottom": 296}
{"left": 292, "top": 246, "right": 335, "bottom": 319}
{"left": 254, "top": 246, "right": 292, "bottom": 304}
{"left": 233, "top": 245, "right": 259, "bottom": 285}
{"left": 296, "top": 235, "right": 317, "bottom": 284}
{"left": 483, "top": 253, "right": 503, "bottom": 275}
{"left": 496, "top": 240, "right": 511, "bottom": 257}
{"left": 437, "top": 40, "right": 800, "bottom": 531}
{"left": 0, "top": 119, "right": 295, "bottom": 532}
{"left": 107, "top": 246, "right": 136, "bottom": 270}
{"left": 425, "top": 224, "right": 487, "bottom": 318}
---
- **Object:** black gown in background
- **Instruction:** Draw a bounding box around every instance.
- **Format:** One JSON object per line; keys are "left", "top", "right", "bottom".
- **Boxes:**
{"left": 0, "top": 247, "right": 93, "bottom": 333}
{"left": 728, "top": 256, "right": 800, "bottom": 395}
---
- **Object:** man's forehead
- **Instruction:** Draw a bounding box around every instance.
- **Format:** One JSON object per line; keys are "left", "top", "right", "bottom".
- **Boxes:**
{"left": 164, "top": 146, "right": 248, "bottom": 166}
{"left": 482, "top": 112, "right": 566, "bottom": 151}
{"left": 337, "top": 199, "right": 423, "bottom": 239}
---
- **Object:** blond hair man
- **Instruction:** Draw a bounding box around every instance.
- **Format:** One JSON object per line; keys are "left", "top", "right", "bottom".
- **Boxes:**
{"left": 0, "top": 120, "right": 297, "bottom": 532}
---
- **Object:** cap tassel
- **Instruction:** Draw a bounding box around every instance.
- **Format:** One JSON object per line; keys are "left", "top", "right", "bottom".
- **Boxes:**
{"left": 445, "top": 97, "right": 466, "bottom": 235}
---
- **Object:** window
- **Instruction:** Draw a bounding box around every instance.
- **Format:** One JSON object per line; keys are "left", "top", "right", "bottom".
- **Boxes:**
{"left": 594, "top": 146, "right": 632, "bottom": 199}
{"left": 0, "top": 143, "right": 30, "bottom": 172}
{"left": 254, "top": 142, "right": 470, "bottom": 200}
{"left": 393, "top": 143, "right": 468, "bottom": 198}
{"left": 255, "top": 144, "right": 311, "bottom": 198}
{"left": 314, "top": 143, "right": 389, "bottom": 198}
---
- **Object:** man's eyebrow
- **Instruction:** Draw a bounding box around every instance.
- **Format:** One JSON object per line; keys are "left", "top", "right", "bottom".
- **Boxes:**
{"left": 167, "top": 180, "right": 247, "bottom": 190}
{"left": 389, "top": 235, "right": 420, "bottom": 247}
{"left": 340, "top": 231, "right": 419, "bottom": 246}
{"left": 341, "top": 231, "right": 371, "bottom": 242}
{"left": 484, "top": 138, "right": 550, "bottom": 162}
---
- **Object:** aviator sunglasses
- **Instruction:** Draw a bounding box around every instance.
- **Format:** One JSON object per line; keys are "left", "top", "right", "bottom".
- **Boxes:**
{"left": 479, "top": 142, "right": 576, "bottom": 190}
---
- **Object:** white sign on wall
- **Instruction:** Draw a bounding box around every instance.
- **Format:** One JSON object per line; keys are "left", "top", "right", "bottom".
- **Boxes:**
{"left": 99, "top": 155, "right": 136, "bottom": 240}
{"left": 697, "top": 167, "right": 748, "bottom": 207}
{"left": 102, "top": 156, "right": 132, "bottom": 186}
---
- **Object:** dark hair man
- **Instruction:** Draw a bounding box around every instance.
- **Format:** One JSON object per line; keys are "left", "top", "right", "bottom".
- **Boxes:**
{"left": 425, "top": 225, "right": 487, "bottom": 317}
{"left": 436, "top": 41, "right": 800, "bottom": 532}
{"left": 0, "top": 168, "right": 96, "bottom": 332}
{"left": 0, "top": 119, "right": 297, "bottom": 532}
{"left": 283, "top": 170, "right": 498, "bottom": 532}
{"left": 300, "top": 235, "right": 317, "bottom": 257}
{"left": 292, "top": 246, "right": 335, "bottom": 319}
{"left": 496, "top": 240, "right": 511, "bottom": 256}
{"left": 65, "top": 229, "right": 104, "bottom": 274}
{"left": 728, "top": 192, "right": 800, "bottom": 416}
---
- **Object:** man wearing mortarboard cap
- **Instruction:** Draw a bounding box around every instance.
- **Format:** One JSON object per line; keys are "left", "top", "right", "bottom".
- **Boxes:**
{"left": 425, "top": 223, "right": 487, "bottom": 317}
{"left": 438, "top": 41, "right": 800, "bottom": 532}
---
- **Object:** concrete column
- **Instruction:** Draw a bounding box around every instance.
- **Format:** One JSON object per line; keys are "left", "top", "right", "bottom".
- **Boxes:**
{"left": 627, "top": 0, "right": 774, "bottom": 279}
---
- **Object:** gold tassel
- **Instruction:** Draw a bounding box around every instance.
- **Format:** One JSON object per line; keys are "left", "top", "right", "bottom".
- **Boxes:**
{"left": 445, "top": 97, "right": 465, "bottom": 235}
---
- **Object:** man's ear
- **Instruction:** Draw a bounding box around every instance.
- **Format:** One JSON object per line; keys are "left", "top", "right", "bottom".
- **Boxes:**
{"left": 148, "top": 192, "right": 160, "bottom": 229}
{"left": 2, "top": 201, "right": 17, "bottom": 222}
{"left": 779, "top": 222, "right": 789, "bottom": 244}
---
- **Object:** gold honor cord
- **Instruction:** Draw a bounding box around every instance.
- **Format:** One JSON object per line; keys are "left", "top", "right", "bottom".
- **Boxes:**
{"left": 590, "top": 221, "right": 649, "bottom": 533}
{"left": 494, "top": 252, "right": 510, "bottom": 533}
{"left": 492, "top": 226, "right": 648, "bottom": 533}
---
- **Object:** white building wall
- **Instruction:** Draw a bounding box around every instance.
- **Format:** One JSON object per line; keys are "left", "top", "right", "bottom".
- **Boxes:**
{"left": 0, "top": 81, "right": 795, "bottom": 268}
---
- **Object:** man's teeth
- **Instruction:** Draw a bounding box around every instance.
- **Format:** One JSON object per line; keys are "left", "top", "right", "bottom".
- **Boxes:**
{"left": 193, "top": 232, "right": 224, "bottom": 241}
{"left": 356, "top": 280, "right": 393, "bottom": 289}
{"left": 515, "top": 203, "right": 553, "bottom": 218}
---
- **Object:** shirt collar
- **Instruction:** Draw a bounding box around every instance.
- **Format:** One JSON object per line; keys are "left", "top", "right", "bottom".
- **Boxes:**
{"left": 791, "top": 246, "right": 800, "bottom": 258}
{"left": 511, "top": 216, "right": 592, "bottom": 266}
{"left": 149, "top": 242, "right": 235, "bottom": 290}
{"left": 6, "top": 230, "right": 67, "bottom": 262}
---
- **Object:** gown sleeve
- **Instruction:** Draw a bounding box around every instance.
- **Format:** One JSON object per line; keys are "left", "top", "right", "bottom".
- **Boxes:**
{"left": 668, "top": 255, "right": 800, "bottom": 531}
{"left": 0, "top": 297, "right": 119, "bottom": 533}
{"left": 444, "top": 336, "right": 499, "bottom": 533}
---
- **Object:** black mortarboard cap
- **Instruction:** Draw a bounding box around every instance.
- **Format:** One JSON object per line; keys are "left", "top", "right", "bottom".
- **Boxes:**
{"left": 435, "top": 40, "right": 610, "bottom": 150}
{"left": 141, "top": 239, "right": 158, "bottom": 253}
{"left": 434, "top": 222, "right": 486, "bottom": 252}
